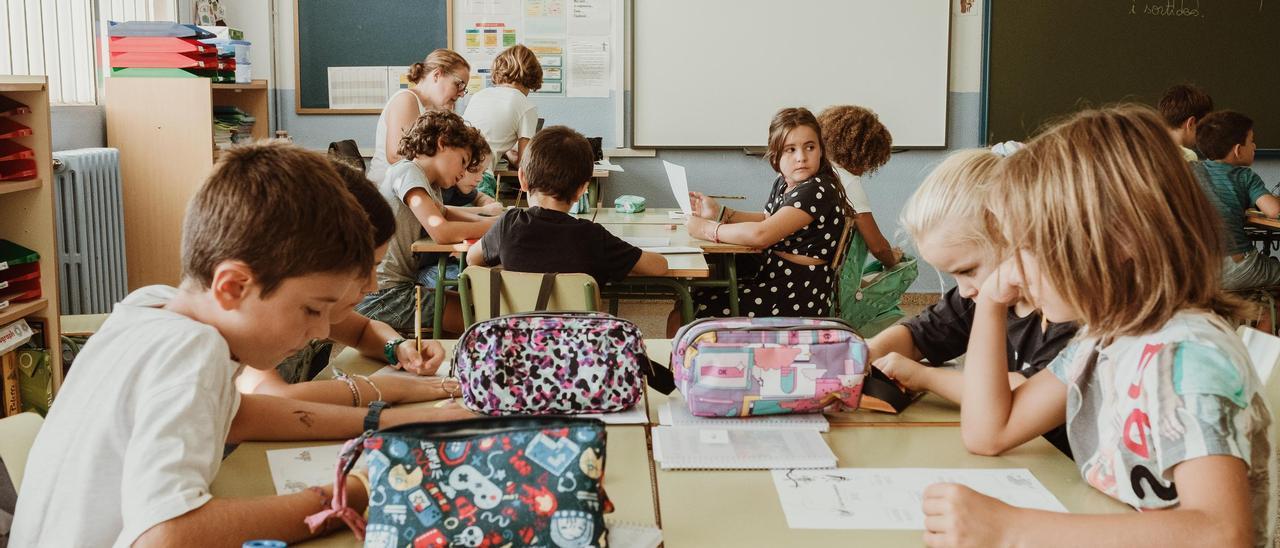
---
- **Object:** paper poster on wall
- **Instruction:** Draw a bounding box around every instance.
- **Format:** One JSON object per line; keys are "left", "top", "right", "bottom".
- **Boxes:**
{"left": 328, "top": 66, "right": 390, "bottom": 109}
{"left": 459, "top": 0, "right": 523, "bottom": 91}
{"left": 527, "top": 38, "right": 565, "bottom": 95}
{"left": 386, "top": 65, "right": 411, "bottom": 97}
{"left": 567, "top": 37, "right": 610, "bottom": 97}
{"left": 525, "top": 0, "right": 567, "bottom": 35}
{"left": 568, "top": 0, "right": 610, "bottom": 35}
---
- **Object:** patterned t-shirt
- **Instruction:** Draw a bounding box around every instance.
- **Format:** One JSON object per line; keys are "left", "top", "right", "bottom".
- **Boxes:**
{"left": 763, "top": 170, "right": 847, "bottom": 261}
{"left": 1049, "top": 311, "right": 1272, "bottom": 546}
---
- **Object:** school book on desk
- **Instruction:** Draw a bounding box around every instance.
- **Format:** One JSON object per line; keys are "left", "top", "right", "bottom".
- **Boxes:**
{"left": 658, "top": 397, "right": 830, "bottom": 431}
{"left": 651, "top": 425, "right": 836, "bottom": 470}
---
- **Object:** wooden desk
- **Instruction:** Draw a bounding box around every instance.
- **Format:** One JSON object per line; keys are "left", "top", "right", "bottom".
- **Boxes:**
{"left": 652, "top": 427, "right": 1129, "bottom": 547}
{"left": 642, "top": 339, "right": 961, "bottom": 427}
{"left": 1247, "top": 210, "right": 1280, "bottom": 229}
{"left": 211, "top": 428, "right": 658, "bottom": 548}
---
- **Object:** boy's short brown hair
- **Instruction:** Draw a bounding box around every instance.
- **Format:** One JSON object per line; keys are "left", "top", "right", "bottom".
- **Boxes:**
{"left": 1195, "top": 110, "right": 1253, "bottom": 161}
{"left": 818, "top": 105, "right": 893, "bottom": 176}
{"left": 330, "top": 159, "right": 396, "bottom": 247}
{"left": 182, "top": 140, "right": 374, "bottom": 296}
{"left": 491, "top": 44, "right": 543, "bottom": 91}
{"left": 1157, "top": 84, "right": 1213, "bottom": 128}
{"left": 522, "top": 125, "right": 592, "bottom": 203}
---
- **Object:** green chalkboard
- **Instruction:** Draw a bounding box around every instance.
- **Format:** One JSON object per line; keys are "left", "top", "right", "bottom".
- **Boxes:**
{"left": 983, "top": 1, "right": 1280, "bottom": 151}
{"left": 295, "top": 0, "right": 451, "bottom": 112}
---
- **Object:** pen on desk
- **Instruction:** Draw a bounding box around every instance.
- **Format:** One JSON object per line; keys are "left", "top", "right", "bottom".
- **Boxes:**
{"left": 414, "top": 285, "right": 422, "bottom": 352}
{"left": 707, "top": 195, "right": 746, "bottom": 200}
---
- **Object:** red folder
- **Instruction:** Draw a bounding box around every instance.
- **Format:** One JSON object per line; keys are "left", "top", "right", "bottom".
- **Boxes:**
{"left": 109, "top": 36, "right": 216, "bottom": 54}
{"left": 0, "top": 159, "right": 37, "bottom": 181}
{"left": 0, "top": 118, "right": 32, "bottom": 140}
{"left": 0, "top": 140, "right": 33, "bottom": 162}
{"left": 109, "top": 51, "right": 233, "bottom": 70}
{"left": 0, "top": 95, "right": 30, "bottom": 117}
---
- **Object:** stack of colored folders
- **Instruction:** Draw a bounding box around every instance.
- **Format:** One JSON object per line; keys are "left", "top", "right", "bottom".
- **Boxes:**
{"left": 108, "top": 21, "right": 236, "bottom": 82}
{"left": 0, "top": 240, "right": 41, "bottom": 310}
{"left": 0, "top": 95, "right": 35, "bottom": 182}
{"left": 212, "top": 106, "right": 256, "bottom": 149}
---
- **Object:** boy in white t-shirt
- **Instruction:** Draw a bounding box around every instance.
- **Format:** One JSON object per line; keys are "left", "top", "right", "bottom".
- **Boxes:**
{"left": 464, "top": 44, "right": 543, "bottom": 186}
{"left": 10, "top": 142, "right": 471, "bottom": 547}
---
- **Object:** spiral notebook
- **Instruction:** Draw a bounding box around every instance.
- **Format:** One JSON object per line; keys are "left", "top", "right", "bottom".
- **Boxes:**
{"left": 652, "top": 426, "right": 836, "bottom": 470}
{"left": 658, "top": 399, "right": 830, "bottom": 431}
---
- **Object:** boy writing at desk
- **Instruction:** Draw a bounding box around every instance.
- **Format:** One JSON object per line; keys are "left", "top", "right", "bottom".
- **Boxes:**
{"left": 11, "top": 142, "right": 470, "bottom": 547}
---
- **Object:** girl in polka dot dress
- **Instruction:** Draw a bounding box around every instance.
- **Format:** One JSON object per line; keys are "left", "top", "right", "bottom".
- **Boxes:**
{"left": 683, "top": 107, "right": 851, "bottom": 320}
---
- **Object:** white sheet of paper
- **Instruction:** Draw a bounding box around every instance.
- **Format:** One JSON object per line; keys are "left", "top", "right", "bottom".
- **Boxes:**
{"left": 594, "top": 159, "right": 625, "bottom": 172}
{"left": 663, "top": 161, "right": 693, "bottom": 214}
{"left": 772, "top": 468, "right": 1068, "bottom": 530}
{"left": 647, "top": 246, "right": 702, "bottom": 255}
{"left": 605, "top": 521, "right": 663, "bottom": 548}
{"left": 266, "top": 444, "right": 345, "bottom": 495}
{"left": 668, "top": 210, "right": 686, "bottom": 220}
{"left": 659, "top": 399, "right": 829, "bottom": 431}
{"left": 566, "top": 37, "right": 611, "bottom": 98}
{"left": 622, "top": 236, "right": 670, "bottom": 248}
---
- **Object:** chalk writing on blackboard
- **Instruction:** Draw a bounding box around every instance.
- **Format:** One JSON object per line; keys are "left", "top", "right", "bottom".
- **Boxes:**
{"left": 1131, "top": 0, "right": 1204, "bottom": 17}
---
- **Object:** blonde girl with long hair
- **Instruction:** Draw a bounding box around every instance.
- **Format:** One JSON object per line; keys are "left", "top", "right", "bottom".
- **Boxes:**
{"left": 924, "top": 105, "right": 1271, "bottom": 547}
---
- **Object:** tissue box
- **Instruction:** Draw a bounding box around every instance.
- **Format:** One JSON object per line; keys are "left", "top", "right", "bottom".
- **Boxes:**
{"left": 614, "top": 195, "right": 646, "bottom": 213}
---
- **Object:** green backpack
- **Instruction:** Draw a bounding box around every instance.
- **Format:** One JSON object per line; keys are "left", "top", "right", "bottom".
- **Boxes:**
{"left": 834, "top": 229, "right": 919, "bottom": 337}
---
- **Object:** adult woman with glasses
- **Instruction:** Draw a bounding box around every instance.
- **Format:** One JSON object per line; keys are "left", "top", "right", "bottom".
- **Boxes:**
{"left": 368, "top": 48, "right": 472, "bottom": 184}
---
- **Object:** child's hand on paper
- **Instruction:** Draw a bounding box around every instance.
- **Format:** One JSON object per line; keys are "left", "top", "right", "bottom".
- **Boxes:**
{"left": 977, "top": 256, "right": 1023, "bottom": 307}
{"left": 688, "top": 191, "right": 719, "bottom": 219}
{"left": 921, "top": 483, "right": 1017, "bottom": 548}
{"left": 872, "top": 352, "right": 927, "bottom": 392}
{"left": 394, "top": 339, "right": 446, "bottom": 376}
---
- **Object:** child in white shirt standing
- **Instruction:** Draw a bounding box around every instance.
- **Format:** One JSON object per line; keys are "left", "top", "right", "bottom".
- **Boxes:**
{"left": 464, "top": 44, "right": 543, "bottom": 198}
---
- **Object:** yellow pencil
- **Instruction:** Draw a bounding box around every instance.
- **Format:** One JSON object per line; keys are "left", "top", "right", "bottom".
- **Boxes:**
{"left": 414, "top": 285, "right": 422, "bottom": 352}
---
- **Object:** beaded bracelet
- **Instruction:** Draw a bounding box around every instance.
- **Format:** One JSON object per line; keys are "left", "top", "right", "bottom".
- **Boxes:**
{"left": 353, "top": 374, "right": 383, "bottom": 403}
{"left": 333, "top": 369, "right": 361, "bottom": 407}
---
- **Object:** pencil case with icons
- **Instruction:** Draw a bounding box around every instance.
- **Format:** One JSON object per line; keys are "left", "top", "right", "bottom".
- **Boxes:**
{"left": 308, "top": 416, "right": 613, "bottom": 548}
{"left": 670, "top": 317, "right": 870, "bottom": 417}
{"left": 613, "top": 195, "right": 646, "bottom": 213}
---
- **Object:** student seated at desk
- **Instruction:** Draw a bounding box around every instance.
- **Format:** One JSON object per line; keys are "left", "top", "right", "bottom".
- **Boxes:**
{"left": 357, "top": 109, "right": 493, "bottom": 336}
{"left": 442, "top": 146, "right": 505, "bottom": 216}
{"left": 927, "top": 106, "right": 1270, "bottom": 548}
{"left": 678, "top": 107, "right": 848, "bottom": 325}
{"left": 1190, "top": 110, "right": 1280, "bottom": 290}
{"left": 244, "top": 160, "right": 459, "bottom": 406}
{"left": 368, "top": 48, "right": 470, "bottom": 185}
{"left": 817, "top": 105, "right": 902, "bottom": 268}
{"left": 466, "top": 125, "right": 668, "bottom": 279}
{"left": 868, "top": 149, "right": 1076, "bottom": 456}
{"left": 9, "top": 142, "right": 471, "bottom": 547}
{"left": 1158, "top": 83, "right": 1213, "bottom": 162}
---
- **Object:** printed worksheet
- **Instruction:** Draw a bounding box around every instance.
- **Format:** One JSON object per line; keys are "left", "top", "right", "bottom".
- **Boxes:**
{"left": 266, "top": 444, "right": 345, "bottom": 495}
{"left": 663, "top": 161, "right": 694, "bottom": 214}
{"left": 771, "top": 468, "right": 1067, "bottom": 529}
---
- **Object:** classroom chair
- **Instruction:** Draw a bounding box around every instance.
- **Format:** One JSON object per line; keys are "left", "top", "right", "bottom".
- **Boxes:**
{"left": 327, "top": 139, "right": 366, "bottom": 173}
{"left": 456, "top": 266, "right": 601, "bottom": 328}
{"left": 0, "top": 412, "right": 44, "bottom": 494}
{"left": 1237, "top": 326, "right": 1280, "bottom": 547}
{"left": 830, "top": 218, "right": 918, "bottom": 338}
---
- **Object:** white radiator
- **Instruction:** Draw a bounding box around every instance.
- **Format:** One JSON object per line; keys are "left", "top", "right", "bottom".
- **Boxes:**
{"left": 52, "top": 148, "right": 128, "bottom": 314}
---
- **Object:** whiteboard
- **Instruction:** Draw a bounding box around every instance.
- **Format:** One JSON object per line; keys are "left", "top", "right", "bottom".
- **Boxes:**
{"left": 633, "top": 0, "right": 950, "bottom": 148}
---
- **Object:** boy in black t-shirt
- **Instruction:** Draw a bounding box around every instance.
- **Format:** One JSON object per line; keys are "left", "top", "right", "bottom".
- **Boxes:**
{"left": 466, "top": 126, "right": 668, "bottom": 281}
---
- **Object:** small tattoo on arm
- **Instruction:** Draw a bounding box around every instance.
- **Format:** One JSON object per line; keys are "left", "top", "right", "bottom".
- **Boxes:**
{"left": 293, "top": 410, "right": 316, "bottom": 428}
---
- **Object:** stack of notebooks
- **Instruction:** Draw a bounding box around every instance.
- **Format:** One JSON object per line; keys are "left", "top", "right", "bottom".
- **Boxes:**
{"left": 0, "top": 96, "right": 35, "bottom": 182}
{"left": 212, "top": 106, "right": 256, "bottom": 149}
{"left": 108, "top": 22, "right": 237, "bottom": 82}
{"left": 652, "top": 397, "right": 837, "bottom": 470}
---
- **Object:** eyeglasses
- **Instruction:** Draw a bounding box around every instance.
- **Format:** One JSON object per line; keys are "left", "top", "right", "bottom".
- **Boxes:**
{"left": 450, "top": 73, "right": 469, "bottom": 98}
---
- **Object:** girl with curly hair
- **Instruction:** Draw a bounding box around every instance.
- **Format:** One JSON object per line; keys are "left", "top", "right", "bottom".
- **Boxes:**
{"left": 369, "top": 49, "right": 471, "bottom": 184}
{"left": 357, "top": 109, "right": 492, "bottom": 335}
{"left": 817, "top": 105, "right": 901, "bottom": 268}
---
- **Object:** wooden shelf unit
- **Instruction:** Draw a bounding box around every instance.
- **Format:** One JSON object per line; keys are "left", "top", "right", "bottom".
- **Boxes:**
{"left": 0, "top": 75, "right": 64, "bottom": 392}
{"left": 105, "top": 78, "right": 269, "bottom": 289}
